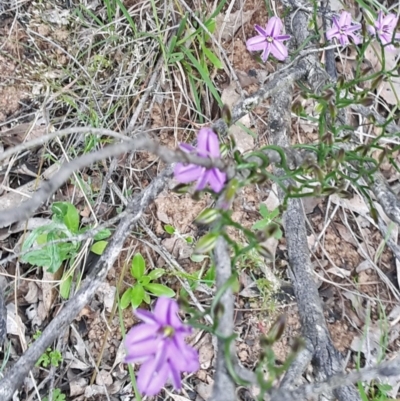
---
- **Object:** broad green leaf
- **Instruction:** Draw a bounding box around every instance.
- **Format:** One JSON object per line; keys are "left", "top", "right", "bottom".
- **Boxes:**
{"left": 139, "top": 276, "right": 151, "bottom": 286}
{"left": 63, "top": 203, "right": 80, "bottom": 233}
{"left": 93, "top": 229, "right": 112, "bottom": 241}
{"left": 144, "top": 283, "right": 175, "bottom": 297}
{"left": 52, "top": 202, "right": 80, "bottom": 233}
{"left": 36, "top": 233, "right": 49, "bottom": 245}
{"left": 52, "top": 202, "right": 68, "bottom": 222}
{"left": 60, "top": 275, "right": 72, "bottom": 299}
{"left": 131, "top": 285, "right": 145, "bottom": 308}
{"left": 193, "top": 233, "right": 218, "bottom": 255}
{"left": 164, "top": 225, "right": 175, "bottom": 235}
{"left": 147, "top": 268, "right": 165, "bottom": 281}
{"left": 143, "top": 291, "right": 151, "bottom": 304}
{"left": 202, "top": 45, "right": 223, "bottom": 69}
{"left": 252, "top": 220, "right": 268, "bottom": 230}
{"left": 120, "top": 288, "right": 133, "bottom": 309}
{"left": 259, "top": 203, "right": 269, "bottom": 219}
{"left": 131, "top": 253, "right": 145, "bottom": 279}
{"left": 46, "top": 232, "right": 62, "bottom": 273}
{"left": 191, "top": 254, "right": 207, "bottom": 263}
{"left": 91, "top": 241, "right": 108, "bottom": 255}
{"left": 22, "top": 250, "right": 52, "bottom": 267}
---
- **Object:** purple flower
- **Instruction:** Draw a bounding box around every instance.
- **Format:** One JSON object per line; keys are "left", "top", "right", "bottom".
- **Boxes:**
{"left": 246, "top": 17, "right": 291, "bottom": 61}
{"left": 125, "top": 297, "right": 199, "bottom": 396}
{"left": 174, "top": 128, "right": 226, "bottom": 193}
{"left": 326, "top": 11, "right": 361, "bottom": 46}
{"left": 368, "top": 11, "right": 400, "bottom": 51}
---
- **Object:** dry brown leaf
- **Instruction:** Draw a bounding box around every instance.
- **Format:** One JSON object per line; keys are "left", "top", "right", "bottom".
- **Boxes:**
{"left": 334, "top": 223, "right": 357, "bottom": 246}
{"left": 40, "top": 271, "right": 58, "bottom": 317}
{"left": 326, "top": 266, "right": 351, "bottom": 278}
{"left": 196, "top": 381, "right": 214, "bottom": 401}
{"left": 330, "top": 193, "right": 370, "bottom": 215}
{"left": 215, "top": 10, "right": 254, "bottom": 42}
{"left": 95, "top": 369, "right": 113, "bottom": 386}
{"left": 70, "top": 378, "right": 88, "bottom": 397}
{"left": 6, "top": 303, "right": 25, "bottom": 338}
{"left": 24, "top": 282, "right": 39, "bottom": 304}
{"left": 198, "top": 340, "right": 214, "bottom": 370}
{"left": 221, "top": 82, "right": 254, "bottom": 153}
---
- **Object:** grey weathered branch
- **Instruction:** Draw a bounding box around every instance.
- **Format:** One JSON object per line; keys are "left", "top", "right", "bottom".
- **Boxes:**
{"left": 210, "top": 237, "right": 237, "bottom": 401}
{"left": 0, "top": 166, "right": 173, "bottom": 400}
{"left": 269, "top": 355, "right": 400, "bottom": 401}
{"left": 266, "top": 2, "right": 361, "bottom": 400}
{"left": 0, "top": 135, "right": 229, "bottom": 228}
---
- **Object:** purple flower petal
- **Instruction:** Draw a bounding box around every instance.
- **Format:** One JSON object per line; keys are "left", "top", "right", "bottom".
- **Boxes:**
{"left": 154, "top": 297, "right": 181, "bottom": 327}
{"left": 266, "top": 16, "right": 283, "bottom": 37}
{"left": 332, "top": 16, "right": 341, "bottom": 32}
{"left": 326, "top": 26, "right": 338, "bottom": 41}
{"left": 168, "top": 360, "right": 182, "bottom": 390}
{"left": 339, "top": 34, "right": 348, "bottom": 46}
{"left": 339, "top": 11, "right": 351, "bottom": 27}
{"left": 275, "top": 34, "right": 291, "bottom": 41}
{"left": 270, "top": 40, "right": 289, "bottom": 60}
{"left": 137, "top": 359, "right": 170, "bottom": 396}
{"left": 254, "top": 24, "right": 268, "bottom": 36}
{"left": 377, "top": 11, "right": 384, "bottom": 27}
{"left": 348, "top": 33, "right": 361, "bottom": 44}
{"left": 380, "top": 33, "right": 393, "bottom": 44}
{"left": 197, "top": 128, "right": 220, "bottom": 157}
{"left": 125, "top": 337, "right": 161, "bottom": 362}
{"left": 174, "top": 163, "right": 204, "bottom": 183}
{"left": 195, "top": 170, "right": 209, "bottom": 191}
{"left": 246, "top": 35, "right": 268, "bottom": 51}
{"left": 125, "top": 323, "right": 157, "bottom": 346}
{"left": 179, "top": 143, "right": 195, "bottom": 153}
{"left": 367, "top": 25, "right": 376, "bottom": 35}
{"left": 261, "top": 43, "right": 272, "bottom": 62}
{"left": 134, "top": 309, "right": 159, "bottom": 324}
{"left": 346, "top": 23, "right": 361, "bottom": 33}
{"left": 383, "top": 13, "right": 397, "bottom": 28}
{"left": 208, "top": 168, "right": 226, "bottom": 193}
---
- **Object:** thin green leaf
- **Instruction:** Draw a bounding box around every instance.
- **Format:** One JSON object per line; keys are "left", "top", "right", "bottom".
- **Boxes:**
{"left": 181, "top": 47, "right": 222, "bottom": 105}
{"left": 194, "top": 233, "right": 218, "bottom": 255}
{"left": 202, "top": 45, "right": 223, "bottom": 69}
{"left": 60, "top": 275, "right": 72, "bottom": 299}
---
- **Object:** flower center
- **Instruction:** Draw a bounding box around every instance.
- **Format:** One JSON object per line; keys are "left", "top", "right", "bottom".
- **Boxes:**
{"left": 162, "top": 325, "right": 175, "bottom": 338}
{"left": 266, "top": 36, "right": 274, "bottom": 43}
